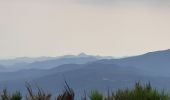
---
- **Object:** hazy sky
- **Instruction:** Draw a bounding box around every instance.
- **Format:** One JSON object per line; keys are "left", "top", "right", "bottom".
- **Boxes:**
{"left": 0, "top": 0, "right": 170, "bottom": 58}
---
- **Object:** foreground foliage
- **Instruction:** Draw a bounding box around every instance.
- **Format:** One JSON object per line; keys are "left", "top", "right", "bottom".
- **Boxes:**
{"left": 104, "top": 82, "right": 169, "bottom": 100}
{"left": 1, "top": 89, "right": 22, "bottom": 100}
{"left": 0, "top": 82, "right": 169, "bottom": 100}
{"left": 90, "top": 90, "right": 103, "bottom": 100}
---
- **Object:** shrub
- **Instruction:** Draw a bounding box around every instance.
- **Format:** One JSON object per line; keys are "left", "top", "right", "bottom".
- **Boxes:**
{"left": 105, "top": 82, "right": 170, "bottom": 100}
{"left": 89, "top": 90, "right": 103, "bottom": 100}
{"left": 11, "top": 91, "right": 22, "bottom": 100}
{"left": 0, "top": 89, "right": 22, "bottom": 100}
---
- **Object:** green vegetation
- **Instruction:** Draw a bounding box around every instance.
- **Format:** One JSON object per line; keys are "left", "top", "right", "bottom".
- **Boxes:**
{"left": 1, "top": 89, "right": 22, "bottom": 100}
{"left": 104, "top": 82, "right": 170, "bottom": 100}
{"left": 0, "top": 82, "right": 169, "bottom": 100}
{"left": 90, "top": 90, "right": 103, "bottom": 100}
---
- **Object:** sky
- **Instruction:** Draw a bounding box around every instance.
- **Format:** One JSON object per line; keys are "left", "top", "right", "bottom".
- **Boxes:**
{"left": 0, "top": 0, "right": 170, "bottom": 58}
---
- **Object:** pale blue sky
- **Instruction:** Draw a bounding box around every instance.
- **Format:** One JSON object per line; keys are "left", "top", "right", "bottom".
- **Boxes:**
{"left": 0, "top": 0, "right": 170, "bottom": 58}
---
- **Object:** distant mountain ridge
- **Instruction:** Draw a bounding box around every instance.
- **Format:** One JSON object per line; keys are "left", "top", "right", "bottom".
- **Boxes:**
{"left": 96, "top": 49, "right": 170, "bottom": 76}
{"left": 0, "top": 53, "right": 113, "bottom": 71}
{"left": 0, "top": 57, "right": 55, "bottom": 66}
{"left": 0, "top": 49, "right": 170, "bottom": 98}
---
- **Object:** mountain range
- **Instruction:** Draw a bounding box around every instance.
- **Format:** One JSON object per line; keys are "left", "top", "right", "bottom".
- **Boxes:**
{"left": 0, "top": 49, "right": 170, "bottom": 98}
{"left": 0, "top": 53, "right": 113, "bottom": 72}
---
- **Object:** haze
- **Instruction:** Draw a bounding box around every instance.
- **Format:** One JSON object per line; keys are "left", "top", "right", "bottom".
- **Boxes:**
{"left": 0, "top": 0, "right": 170, "bottom": 58}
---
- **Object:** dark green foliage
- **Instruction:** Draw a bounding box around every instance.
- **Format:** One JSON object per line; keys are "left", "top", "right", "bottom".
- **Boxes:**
{"left": 105, "top": 82, "right": 170, "bottom": 100}
{"left": 11, "top": 91, "right": 22, "bottom": 100}
{"left": 0, "top": 89, "right": 22, "bottom": 100}
{"left": 89, "top": 90, "right": 103, "bottom": 100}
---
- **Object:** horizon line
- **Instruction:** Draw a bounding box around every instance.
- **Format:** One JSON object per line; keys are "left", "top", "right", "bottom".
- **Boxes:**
{"left": 0, "top": 48, "right": 169, "bottom": 60}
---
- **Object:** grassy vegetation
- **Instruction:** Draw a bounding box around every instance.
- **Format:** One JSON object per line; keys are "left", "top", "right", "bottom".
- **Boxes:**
{"left": 89, "top": 90, "right": 103, "bottom": 100}
{"left": 1, "top": 89, "right": 22, "bottom": 100}
{"left": 103, "top": 82, "right": 170, "bottom": 100}
{"left": 0, "top": 82, "right": 169, "bottom": 100}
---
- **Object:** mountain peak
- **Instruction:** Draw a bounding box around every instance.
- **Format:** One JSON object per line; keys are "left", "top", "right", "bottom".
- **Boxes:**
{"left": 78, "top": 53, "right": 88, "bottom": 57}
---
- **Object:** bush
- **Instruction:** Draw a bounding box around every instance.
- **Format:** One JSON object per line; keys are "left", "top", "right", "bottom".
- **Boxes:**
{"left": 89, "top": 90, "right": 103, "bottom": 100}
{"left": 0, "top": 89, "right": 22, "bottom": 100}
{"left": 11, "top": 91, "right": 22, "bottom": 100}
{"left": 105, "top": 82, "right": 170, "bottom": 100}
